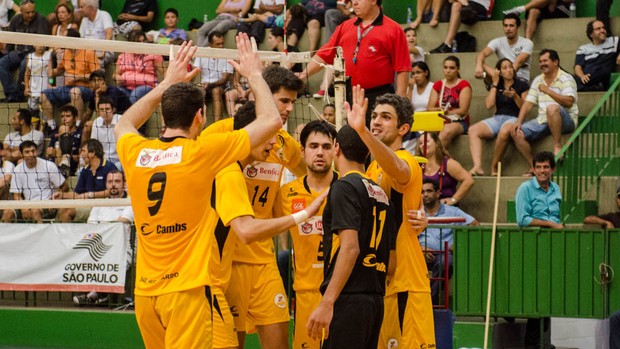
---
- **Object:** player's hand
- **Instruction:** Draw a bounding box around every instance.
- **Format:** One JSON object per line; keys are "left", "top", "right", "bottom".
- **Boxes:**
{"left": 307, "top": 301, "right": 333, "bottom": 341}
{"left": 407, "top": 209, "right": 428, "bottom": 231}
{"left": 229, "top": 33, "right": 262, "bottom": 80}
{"left": 305, "top": 190, "right": 329, "bottom": 218}
{"left": 165, "top": 41, "right": 200, "bottom": 86}
{"left": 344, "top": 84, "right": 368, "bottom": 133}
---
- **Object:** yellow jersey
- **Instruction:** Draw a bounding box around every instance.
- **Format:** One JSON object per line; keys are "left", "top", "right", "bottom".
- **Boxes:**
{"left": 205, "top": 118, "right": 303, "bottom": 264}
{"left": 275, "top": 173, "right": 337, "bottom": 292}
{"left": 211, "top": 162, "right": 255, "bottom": 290}
{"left": 366, "top": 149, "right": 429, "bottom": 295}
{"left": 118, "top": 129, "right": 250, "bottom": 296}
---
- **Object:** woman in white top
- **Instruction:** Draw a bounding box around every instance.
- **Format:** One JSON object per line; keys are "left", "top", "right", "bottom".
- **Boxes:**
{"left": 403, "top": 61, "right": 433, "bottom": 153}
{"left": 51, "top": 3, "right": 78, "bottom": 37}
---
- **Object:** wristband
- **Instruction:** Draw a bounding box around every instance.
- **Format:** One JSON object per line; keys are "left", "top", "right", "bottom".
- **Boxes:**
{"left": 292, "top": 210, "right": 309, "bottom": 225}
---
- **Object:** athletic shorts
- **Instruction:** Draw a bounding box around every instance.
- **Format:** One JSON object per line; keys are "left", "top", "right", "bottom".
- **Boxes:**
{"left": 212, "top": 286, "right": 238, "bottom": 349}
{"left": 526, "top": 3, "right": 570, "bottom": 22}
{"left": 293, "top": 290, "right": 322, "bottom": 349}
{"left": 323, "top": 293, "right": 384, "bottom": 349}
{"left": 378, "top": 291, "right": 436, "bottom": 349}
{"left": 482, "top": 114, "right": 518, "bottom": 136}
{"left": 135, "top": 286, "right": 213, "bottom": 349}
{"left": 226, "top": 261, "right": 290, "bottom": 332}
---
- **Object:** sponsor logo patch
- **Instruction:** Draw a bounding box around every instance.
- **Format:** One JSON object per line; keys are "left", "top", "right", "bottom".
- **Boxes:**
{"left": 136, "top": 146, "right": 182, "bottom": 168}
{"left": 244, "top": 162, "right": 282, "bottom": 182}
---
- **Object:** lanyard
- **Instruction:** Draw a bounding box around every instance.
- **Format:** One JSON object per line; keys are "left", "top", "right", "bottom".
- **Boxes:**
{"left": 352, "top": 23, "right": 374, "bottom": 64}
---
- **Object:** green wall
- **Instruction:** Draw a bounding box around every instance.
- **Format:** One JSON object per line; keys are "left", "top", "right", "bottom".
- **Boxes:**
{"left": 36, "top": 1, "right": 620, "bottom": 33}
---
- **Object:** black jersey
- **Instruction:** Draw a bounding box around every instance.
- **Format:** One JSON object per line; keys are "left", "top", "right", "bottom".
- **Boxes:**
{"left": 321, "top": 171, "right": 396, "bottom": 296}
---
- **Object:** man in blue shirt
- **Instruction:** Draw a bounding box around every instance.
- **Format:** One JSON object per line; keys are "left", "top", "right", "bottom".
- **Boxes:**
{"left": 515, "top": 151, "right": 563, "bottom": 229}
{"left": 418, "top": 178, "right": 478, "bottom": 304}
{"left": 53, "top": 139, "right": 118, "bottom": 222}
{"left": 515, "top": 150, "right": 561, "bottom": 349}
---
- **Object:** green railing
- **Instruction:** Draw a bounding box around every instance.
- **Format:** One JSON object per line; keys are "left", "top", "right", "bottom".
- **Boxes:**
{"left": 554, "top": 74, "right": 620, "bottom": 223}
{"left": 453, "top": 226, "right": 619, "bottom": 319}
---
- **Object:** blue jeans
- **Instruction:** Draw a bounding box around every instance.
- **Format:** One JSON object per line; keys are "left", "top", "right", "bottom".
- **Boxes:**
{"left": 0, "top": 50, "right": 27, "bottom": 100}
{"left": 121, "top": 85, "right": 153, "bottom": 104}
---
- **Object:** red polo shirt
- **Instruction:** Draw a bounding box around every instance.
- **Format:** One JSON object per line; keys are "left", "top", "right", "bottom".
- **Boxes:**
{"left": 316, "top": 11, "right": 411, "bottom": 90}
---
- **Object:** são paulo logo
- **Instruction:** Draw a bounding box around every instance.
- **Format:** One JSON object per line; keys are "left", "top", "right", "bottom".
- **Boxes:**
{"left": 72, "top": 233, "right": 112, "bottom": 261}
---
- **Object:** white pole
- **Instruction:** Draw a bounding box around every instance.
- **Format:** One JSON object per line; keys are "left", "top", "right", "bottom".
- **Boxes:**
{"left": 483, "top": 162, "right": 502, "bottom": 349}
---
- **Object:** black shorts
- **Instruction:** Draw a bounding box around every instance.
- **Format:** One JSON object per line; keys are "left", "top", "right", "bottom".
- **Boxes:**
{"left": 323, "top": 293, "right": 384, "bottom": 349}
{"left": 308, "top": 13, "right": 326, "bottom": 26}
{"left": 526, "top": 3, "right": 570, "bottom": 22}
{"left": 286, "top": 17, "right": 306, "bottom": 38}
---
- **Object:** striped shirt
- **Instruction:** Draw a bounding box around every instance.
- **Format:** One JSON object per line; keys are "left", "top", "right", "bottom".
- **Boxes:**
{"left": 526, "top": 69, "right": 578, "bottom": 125}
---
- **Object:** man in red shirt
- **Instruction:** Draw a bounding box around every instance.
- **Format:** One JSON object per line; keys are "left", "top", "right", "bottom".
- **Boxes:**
{"left": 298, "top": 0, "right": 411, "bottom": 126}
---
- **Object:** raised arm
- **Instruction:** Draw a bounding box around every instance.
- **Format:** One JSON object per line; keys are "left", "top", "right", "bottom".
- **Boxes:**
{"left": 228, "top": 34, "right": 283, "bottom": 148}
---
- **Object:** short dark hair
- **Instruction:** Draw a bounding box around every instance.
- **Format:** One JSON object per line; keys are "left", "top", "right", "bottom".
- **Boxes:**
{"left": 271, "top": 26, "right": 285, "bottom": 38}
{"left": 373, "top": 93, "right": 413, "bottom": 128}
{"left": 532, "top": 151, "right": 556, "bottom": 169}
{"left": 336, "top": 124, "right": 368, "bottom": 164}
{"left": 503, "top": 13, "right": 521, "bottom": 27}
{"left": 412, "top": 61, "right": 431, "bottom": 81}
{"left": 208, "top": 31, "right": 224, "bottom": 45}
{"left": 263, "top": 65, "right": 304, "bottom": 94}
{"left": 586, "top": 20, "right": 604, "bottom": 41}
{"left": 19, "top": 140, "right": 37, "bottom": 153}
{"left": 164, "top": 8, "right": 179, "bottom": 17}
{"left": 161, "top": 83, "right": 205, "bottom": 130}
{"left": 97, "top": 96, "right": 115, "bottom": 109}
{"left": 107, "top": 169, "right": 125, "bottom": 181}
{"left": 404, "top": 27, "right": 416, "bottom": 35}
{"left": 60, "top": 105, "right": 78, "bottom": 117}
{"left": 128, "top": 29, "right": 146, "bottom": 43}
{"left": 423, "top": 178, "right": 440, "bottom": 191}
{"left": 233, "top": 101, "right": 256, "bottom": 130}
{"left": 89, "top": 70, "right": 106, "bottom": 82}
{"left": 299, "top": 120, "right": 337, "bottom": 148}
{"left": 539, "top": 48, "right": 560, "bottom": 63}
{"left": 82, "top": 138, "right": 105, "bottom": 160}
{"left": 323, "top": 103, "right": 335, "bottom": 111}
{"left": 16, "top": 108, "right": 32, "bottom": 126}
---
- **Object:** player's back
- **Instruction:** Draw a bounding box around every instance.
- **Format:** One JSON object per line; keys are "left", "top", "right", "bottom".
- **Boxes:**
{"left": 118, "top": 130, "right": 250, "bottom": 296}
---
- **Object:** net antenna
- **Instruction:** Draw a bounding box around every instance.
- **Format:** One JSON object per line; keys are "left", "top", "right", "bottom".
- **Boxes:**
{"left": 333, "top": 47, "right": 346, "bottom": 130}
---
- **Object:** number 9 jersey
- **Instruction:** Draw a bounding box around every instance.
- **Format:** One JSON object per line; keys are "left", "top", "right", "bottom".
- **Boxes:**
{"left": 117, "top": 130, "right": 251, "bottom": 297}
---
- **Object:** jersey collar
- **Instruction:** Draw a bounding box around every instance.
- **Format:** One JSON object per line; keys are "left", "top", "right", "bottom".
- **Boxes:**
{"left": 302, "top": 171, "right": 339, "bottom": 194}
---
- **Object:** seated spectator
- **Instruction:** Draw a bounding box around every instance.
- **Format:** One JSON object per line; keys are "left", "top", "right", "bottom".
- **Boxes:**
{"left": 224, "top": 71, "right": 252, "bottom": 118}
{"left": 115, "top": 30, "right": 164, "bottom": 104}
{"left": 78, "top": 0, "right": 113, "bottom": 67}
{"left": 54, "top": 139, "right": 118, "bottom": 222}
{"left": 405, "top": 27, "right": 425, "bottom": 63}
{"left": 114, "top": 0, "right": 156, "bottom": 38}
{"left": 2, "top": 109, "right": 44, "bottom": 161}
{"left": 41, "top": 28, "right": 99, "bottom": 126}
{"left": 198, "top": 0, "right": 252, "bottom": 47}
{"left": 45, "top": 105, "right": 84, "bottom": 177}
{"left": 287, "top": 0, "right": 336, "bottom": 52}
{"left": 475, "top": 13, "right": 533, "bottom": 83}
{"left": 51, "top": 2, "right": 79, "bottom": 37}
{"left": 0, "top": 0, "right": 19, "bottom": 29}
{"left": 416, "top": 132, "right": 474, "bottom": 205}
{"left": 404, "top": 61, "right": 433, "bottom": 153}
{"left": 88, "top": 97, "right": 122, "bottom": 169}
{"left": 584, "top": 185, "right": 620, "bottom": 229}
{"left": 237, "top": 0, "right": 284, "bottom": 44}
{"left": 0, "top": 154, "right": 15, "bottom": 201}
{"left": 193, "top": 31, "right": 233, "bottom": 122}
{"left": 152, "top": 8, "right": 186, "bottom": 44}
{"left": 48, "top": 1, "right": 82, "bottom": 28}
{"left": 24, "top": 45, "right": 52, "bottom": 121}
{"left": 416, "top": 178, "right": 478, "bottom": 303}
{"left": 84, "top": 70, "right": 131, "bottom": 125}
{"left": 574, "top": 20, "right": 620, "bottom": 91}
{"left": 2, "top": 141, "right": 67, "bottom": 224}
{"left": 427, "top": 56, "right": 472, "bottom": 147}
{"left": 504, "top": 0, "right": 574, "bottom": 40}
{"left": 409, "top": 0, "right": 444, "bottom": 29}
{"left": 429, "top": 0, "right": 492, "bottom": 53}
{"left": 74, "top": 170, "right": 134, "bottom": 306}
{"left": 468, "top": 58, "right": 529, "bottom": 176}
{"left": 512, "top": 49, "right": 578, "bottom": 174}
{"left": 322, "top": 103, "right": 335, "bottom": 124}
{"left": 0, "top": 0, "right": 50, "bottom": 103}
{"left": 266, "top": 27, "right": 302, "bottom": 72}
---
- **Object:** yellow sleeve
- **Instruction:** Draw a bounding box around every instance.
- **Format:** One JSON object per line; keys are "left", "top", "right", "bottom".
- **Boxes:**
{"left": 274, "top": 184, "right": 287, "bottom": 218}
{"left": 215, "top": 163, "right": 255, "bottom": 226}
{"left": 117, "top": 133, "right": 143, "bottom": 169}
{"left": 198, "top": 129, "right": 251, "bottom": 175}
{"left": 277, "top": 130, "right": 303, "bottom": 171}
{"left": 203, "top": 118, "right": 234, "bottom": 136}
{"left": 390, "top": 150, "right": 423, "bottom": 193}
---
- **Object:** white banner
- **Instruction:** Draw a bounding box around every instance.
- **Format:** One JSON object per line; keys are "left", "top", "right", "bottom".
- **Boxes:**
{"left": 0, "top": 223, "right": 128, "bottom": 293}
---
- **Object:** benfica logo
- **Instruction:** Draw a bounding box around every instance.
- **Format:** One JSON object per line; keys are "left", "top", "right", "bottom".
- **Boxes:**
{"left": 246, "top": 165, "right": 258, "bottom": 178}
